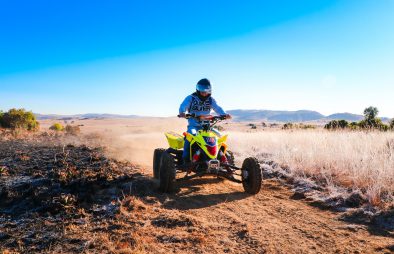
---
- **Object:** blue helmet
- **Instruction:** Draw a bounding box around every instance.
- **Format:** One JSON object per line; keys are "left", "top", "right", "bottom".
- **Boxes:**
{"left": 196, "top": 78, "right": 212, "bottom": 95}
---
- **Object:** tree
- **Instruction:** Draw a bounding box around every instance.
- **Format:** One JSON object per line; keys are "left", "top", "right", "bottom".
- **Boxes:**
{"left": 363, "top": 106, "right": 379, "bottom": 120}
{"left": 358, "top": 106, "right": 390, "bottom": 131}
{"left": 0, "top": 108, "right": 39, "bottom": 131}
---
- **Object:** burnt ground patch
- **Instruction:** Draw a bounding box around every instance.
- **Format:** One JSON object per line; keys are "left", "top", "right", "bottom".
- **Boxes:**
{"left": 0, "top": 138, "right": 144, "bottom": 253}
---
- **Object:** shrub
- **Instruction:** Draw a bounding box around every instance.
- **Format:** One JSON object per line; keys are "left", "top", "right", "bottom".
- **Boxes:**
{"left": 0, "top": 110, "right": 3, "bottom": 127}
{"left": 65, "top": 125, "right": 81, "bottom": 135}
{"left": 390, "top": 119, "right": 394, "bottom": 130}
{"left": 299, "top": 123, "right": 316, "bottom": 129}
{"left": 49, "top": 123, "right": 64, "bottom": 131}
{"left": 349, "top": 122, "right": 359, "bottom": 130}
{"left": 324, "top": 120, "right": 337, "bottom": 130}
{"left": 248, "top": 123, "right": 257, "bottom": 129}
{"left": 0, "top": 108, "right": 39, "bottom": 131}
{"left": 324, "top": 120, "right": 348, "bottom": 130}
{"left": 337, "top": 120, "right": 349, "bottom": 129}
{"left": 358, "top": 118, "right": 388, "bottom": 131}
{"left": 283, "top": 123, "right": 294, "bottom": 129}
{"left": 380, "top": 124, "right": 389, "bottom": 132}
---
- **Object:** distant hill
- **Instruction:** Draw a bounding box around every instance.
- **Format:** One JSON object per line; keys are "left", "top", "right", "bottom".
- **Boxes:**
{"left": 326, "top": 113, "right": 390, "bottom": 123}
{"left": 227, "top": 110, "right": 391, "bottom": 122}
{"left": 325, "top": 113, "right": 364, "bottom": 122}
{"left": 35, "top": 110, "right": 391, "bottom": 123}
{"left": 227, "top": 110, "right": 325, "bottom": 122}
{"left": 34, "top": 113, "right": 140, "bottom": 120}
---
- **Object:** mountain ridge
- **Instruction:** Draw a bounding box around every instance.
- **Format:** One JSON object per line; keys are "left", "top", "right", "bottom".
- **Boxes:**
{"left": 227, "top": 109, "right": 391, "bottom": 122}
{"left": 34, "top": 110, "right": 391, "bottom": 122}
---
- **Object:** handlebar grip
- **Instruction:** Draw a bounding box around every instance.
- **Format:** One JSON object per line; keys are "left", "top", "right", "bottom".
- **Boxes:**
{"left": 178, "top": 113, "right": 196, "bottom": 118}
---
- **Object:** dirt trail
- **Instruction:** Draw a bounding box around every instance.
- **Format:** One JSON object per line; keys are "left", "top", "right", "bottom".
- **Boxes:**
{"left": 1, "top": 135, "right": 393, "bottom": 253}
{"left": 132, "top": 171, "right": 394, "bottom": 254}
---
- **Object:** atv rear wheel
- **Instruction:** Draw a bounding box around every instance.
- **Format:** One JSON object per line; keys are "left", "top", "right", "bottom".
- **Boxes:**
{"left": 153, "top": 148, "right": 165, "bottom": 179}
{"left": 159, "top": 151, "right": 176, "bottom": 192}
{"left": 241, "top": 157, "right": 262, "bottom": 194}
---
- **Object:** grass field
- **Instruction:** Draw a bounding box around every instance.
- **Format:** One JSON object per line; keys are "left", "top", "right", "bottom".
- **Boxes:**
{"left": 229, "top": 130, "right": 394, "bottom": 206}
{"left": 39, "top": 118, "right": 394, "bottom": 206}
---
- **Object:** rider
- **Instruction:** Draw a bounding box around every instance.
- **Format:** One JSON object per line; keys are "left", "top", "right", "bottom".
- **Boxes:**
{"left": 178, "top": 78, "right": 231, "bottom": 164}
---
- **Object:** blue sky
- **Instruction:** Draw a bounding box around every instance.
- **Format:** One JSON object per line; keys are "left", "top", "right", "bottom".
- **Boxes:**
{"left": 0, "top": 0, "right": 393, "bottom": 117}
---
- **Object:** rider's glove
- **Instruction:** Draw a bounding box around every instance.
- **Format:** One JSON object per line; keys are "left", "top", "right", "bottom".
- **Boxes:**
{"left": 225, "top": 114, "right": 232, "bottom": 120}
{"left": 178, "top": 113, "right": 186, "bottom": 118}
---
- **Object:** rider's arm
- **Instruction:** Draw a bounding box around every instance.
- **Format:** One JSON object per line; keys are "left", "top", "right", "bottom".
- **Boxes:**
{"left": 211, "top": 97, "right": 226, "bottom": 115}
{"left": 179, "top": 95, "right": 192, "bottom": 115}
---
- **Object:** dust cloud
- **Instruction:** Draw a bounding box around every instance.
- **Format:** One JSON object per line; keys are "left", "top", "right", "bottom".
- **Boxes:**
{"left": 77, "top": 117, "right": 187, "bottom": 168}
{"left": 40, "top": 117, "right": 243, "bottom": 169}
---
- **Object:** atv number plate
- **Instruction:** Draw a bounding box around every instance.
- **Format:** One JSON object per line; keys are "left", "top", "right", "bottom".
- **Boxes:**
{"left": 208, "top": 159, "right": 220, "bottom": 171}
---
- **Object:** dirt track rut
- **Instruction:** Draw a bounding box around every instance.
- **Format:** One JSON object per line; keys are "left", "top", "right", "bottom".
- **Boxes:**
{"left": 134, "top": 174, "right": 394, "bottom": 254}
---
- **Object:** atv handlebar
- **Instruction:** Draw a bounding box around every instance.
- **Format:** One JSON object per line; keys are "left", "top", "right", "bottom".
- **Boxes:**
{"left": 178, "top": 113, "right": 229, "bottom": 121}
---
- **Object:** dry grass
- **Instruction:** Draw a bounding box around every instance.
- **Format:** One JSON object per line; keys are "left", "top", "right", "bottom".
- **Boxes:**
{"left": 37, "top": 118, "right": 394, "bottom": 206}
{"left": 229, "top": 130, "right": 394, "bottom": 206}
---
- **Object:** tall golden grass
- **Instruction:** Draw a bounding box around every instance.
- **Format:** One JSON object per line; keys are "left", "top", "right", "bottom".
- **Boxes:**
{"left": 229, "top": 130, "right": 394, "bottom": 205}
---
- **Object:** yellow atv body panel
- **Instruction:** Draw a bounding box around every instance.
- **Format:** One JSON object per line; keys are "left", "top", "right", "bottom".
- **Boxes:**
{"left": 165, "top": 132, "right": 184, "bottom": 149}
{"left": 166, "top": 131, "right": 228, "bottom": 160}
{"left": 186, "top": 130, "right": 228, "bottom": 160}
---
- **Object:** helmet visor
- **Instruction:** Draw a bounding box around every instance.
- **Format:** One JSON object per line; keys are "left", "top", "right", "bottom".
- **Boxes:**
{"left": 196, "top": 83, "right": 212, "bottom": 94}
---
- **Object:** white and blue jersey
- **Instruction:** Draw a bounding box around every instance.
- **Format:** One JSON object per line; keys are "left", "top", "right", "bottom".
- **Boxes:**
{"left": 179, "top": 93, "right": 226, "bottom": 129}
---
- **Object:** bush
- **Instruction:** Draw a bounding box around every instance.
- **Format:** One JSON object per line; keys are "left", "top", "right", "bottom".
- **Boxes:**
{"left": 65, "top": 125, "right": 81, "bottom": 135}
{"left": 0, "top": 111, "right": 3, "bottom": 127}
{"left": 390, "top": 119, "right": 394, "bottom": 130}
{"left": 49, "top": 123, "right": 64, "bottom": 131}
{"left": 0, "top": 108, "right": 39, "bottom": 131}
{"left": 299, "top": 123, "right": 316, "bottom": 129}
{"left": 380, "top": 124, "right": 389, "bottom": 132}
{"left": 248, "top": 123, "right": 257, "bottom": 129}
{"left": 337, "top": 120, "right": 349, "bottom": 129}
{"left": 349, "top": 122, "right": 359, "bottom": 130}
{"left": 358, "top": 118, "right": 388, "bottom": 131}
{"left": 283, "top": 122, "right": 294, "bottom": 129}
{"left": 324, "top": 120, "right": 348, "bottom": 130}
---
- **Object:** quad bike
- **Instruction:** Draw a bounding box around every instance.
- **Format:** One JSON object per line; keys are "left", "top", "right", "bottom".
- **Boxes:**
{"left": 153, "top": 114, "right": 262, "bottom": 194}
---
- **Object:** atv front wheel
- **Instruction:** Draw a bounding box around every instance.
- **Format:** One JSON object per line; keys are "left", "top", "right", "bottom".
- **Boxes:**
{"left": 241, "top": 157, "right": 262, "bottom": 194}
{"left": 153, "top": 148, "right": 165, "bottom": 179}
{"left": 159, "top": 151, "right": 176, "bottom": 192}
